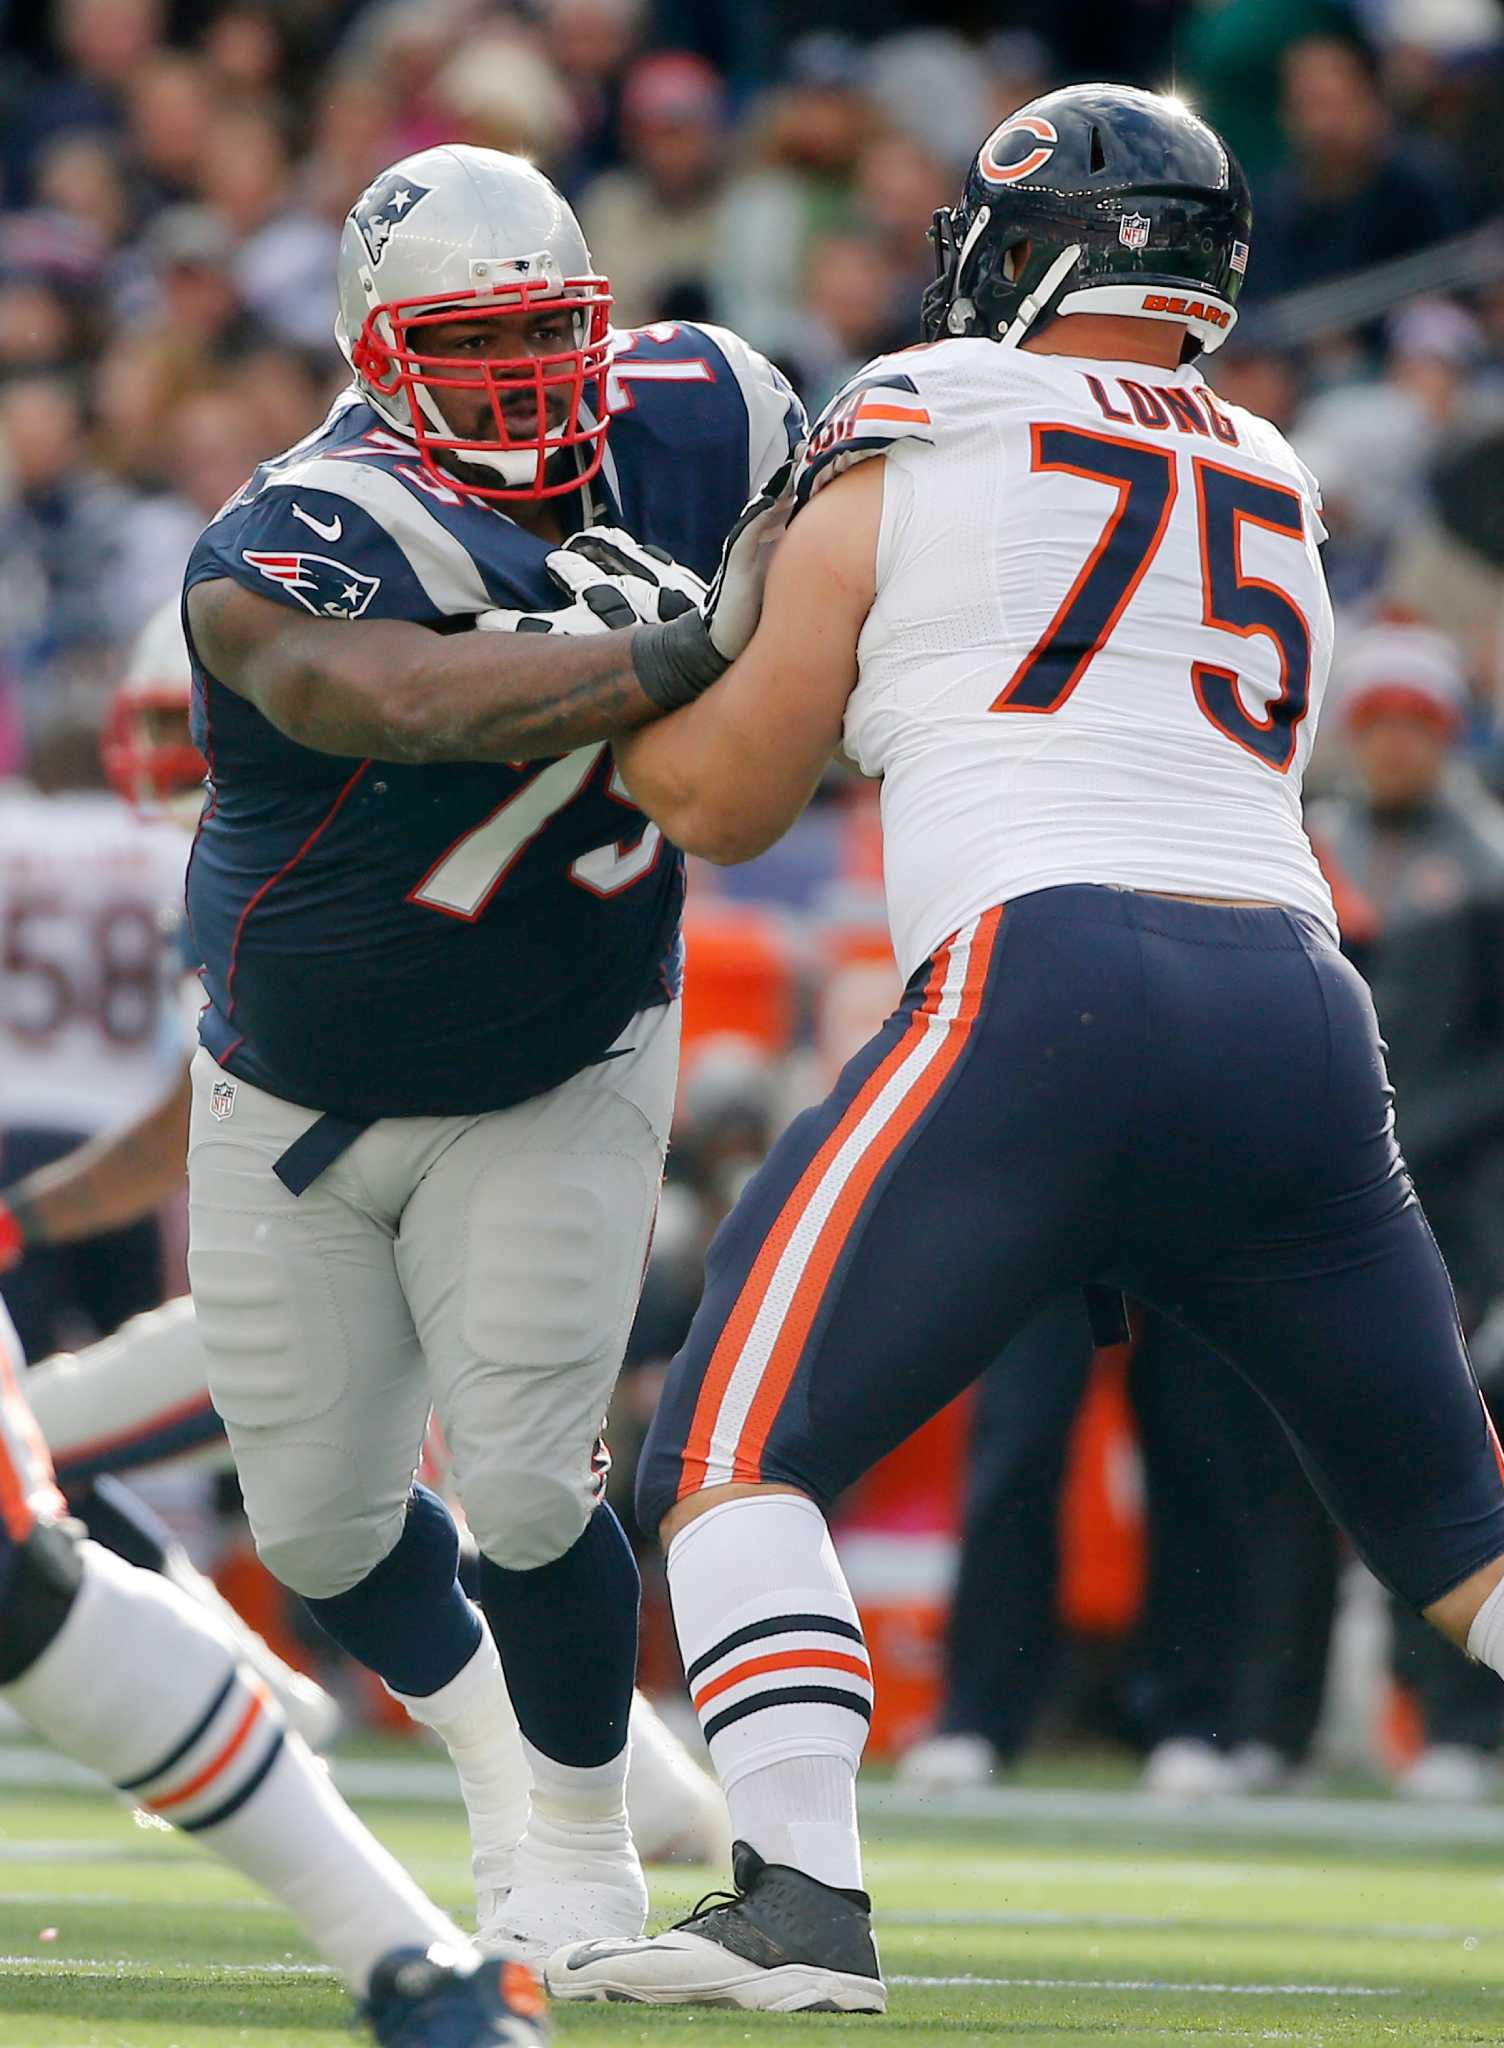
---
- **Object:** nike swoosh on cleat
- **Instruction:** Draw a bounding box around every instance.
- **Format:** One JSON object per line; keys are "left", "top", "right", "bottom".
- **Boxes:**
{"left": 564, "top": 1941, "right": 686, "bottom": 1970}
{"left": 291, "top": 502, "right": 343, "bottom": 542}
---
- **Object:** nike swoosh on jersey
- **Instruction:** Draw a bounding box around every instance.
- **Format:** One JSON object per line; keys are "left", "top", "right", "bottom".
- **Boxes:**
{"left": 291, "top": 502, "right": 343, "bottom": 542}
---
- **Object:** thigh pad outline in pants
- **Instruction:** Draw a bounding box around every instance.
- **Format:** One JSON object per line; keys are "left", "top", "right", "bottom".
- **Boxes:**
{"left": 403, "top": 1004, "right": 678, "bottom": 1572}
{"left": 185, "top": 1051, "right": 431, "bottom": 1599}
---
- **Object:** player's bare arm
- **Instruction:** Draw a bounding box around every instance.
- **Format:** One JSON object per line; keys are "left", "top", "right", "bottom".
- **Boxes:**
{"left": 0, "top": 1065, "right": 192, "bottom": 1270}
{"left": 612, "top": 459, "right": 883, "bottom": 863}
{"left": 187, "top": 577, "right": 661, "bottom": 765}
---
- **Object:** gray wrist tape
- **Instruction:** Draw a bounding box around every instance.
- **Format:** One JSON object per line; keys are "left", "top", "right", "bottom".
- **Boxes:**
{"left": 631, "top": 613, "right": 729, "bottom": 712}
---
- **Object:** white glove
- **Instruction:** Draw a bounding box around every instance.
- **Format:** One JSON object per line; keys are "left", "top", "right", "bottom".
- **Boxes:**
{"left": 552, "top": 527, "right": 708, "bottom": 611}
{"left": 474, "top": 538, "right": 701, "bottom": 638}
{"left": 630, "top": 446, "right": 803, "bottom": 710}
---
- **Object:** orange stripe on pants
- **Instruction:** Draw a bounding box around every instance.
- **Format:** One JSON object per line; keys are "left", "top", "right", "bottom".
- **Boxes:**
{"left": 678, "top": 908, "right": 1002, "bottom": 1498}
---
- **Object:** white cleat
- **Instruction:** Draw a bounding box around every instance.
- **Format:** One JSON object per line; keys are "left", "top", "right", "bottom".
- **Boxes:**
{"left": 1140, "top": 1737, "right": 1243, "bottom": 1801}
{"left": 546, "top": 1840, "right": 886, "bottom": 2012}
{"left": 1395, "top": 1744, "right": 1501, "bottom": 1804}
{"left": 479, "top": 1809, "right": 648, "bottom": 1962}
{"left": 626, "top": 1693, "right": 732, "bottom": 1866}
{"left": 896, "top": 1731, "right": 1002, "bottom": 1793}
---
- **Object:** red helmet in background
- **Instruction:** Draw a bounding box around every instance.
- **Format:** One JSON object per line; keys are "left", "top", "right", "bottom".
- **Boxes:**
{"left": 102, "top": 601, "right": 208, "bottom": 828}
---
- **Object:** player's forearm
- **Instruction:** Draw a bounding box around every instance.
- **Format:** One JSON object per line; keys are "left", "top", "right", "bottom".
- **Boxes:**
{"left": 0, "top": 1069, "right": 190, "bottom": 1250}
{"left": 239, "top": 605, "right": 663, "bottom": 764}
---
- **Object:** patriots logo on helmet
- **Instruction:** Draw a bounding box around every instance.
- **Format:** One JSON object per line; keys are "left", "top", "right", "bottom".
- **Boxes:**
{"left": 242, "top": 551, "right": 381, "bottom": 619}
{"left": 352, "top": 173, "right": 433, "bottom": 266}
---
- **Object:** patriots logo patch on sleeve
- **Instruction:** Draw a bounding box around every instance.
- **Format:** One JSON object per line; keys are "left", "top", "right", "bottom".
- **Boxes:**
{"left": 352, "top": 173, "right": 433, "bottom": 266}
{"left": 242, "top": 551, "right": 381, "bottom": 619}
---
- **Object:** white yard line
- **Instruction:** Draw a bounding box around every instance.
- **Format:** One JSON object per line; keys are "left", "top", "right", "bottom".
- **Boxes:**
{"left": 891, "top": 1974, "right": 1407, "bottom": 1995}
{"left": 0, "top": 1955, "right": 1409, "bottom": 1998}
{"left": 7, "top": 1736, "right": 1503, "bottom": 1847}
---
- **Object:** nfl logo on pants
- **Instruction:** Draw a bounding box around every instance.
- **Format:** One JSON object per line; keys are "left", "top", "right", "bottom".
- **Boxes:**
{"left": 210, "top": 1079, "right": 237, "bottom": 1122}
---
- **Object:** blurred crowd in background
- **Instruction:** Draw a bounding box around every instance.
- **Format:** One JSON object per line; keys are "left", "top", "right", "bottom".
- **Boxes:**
{"left": 2, "top": 0, "right": 1504, "bottom": 1799}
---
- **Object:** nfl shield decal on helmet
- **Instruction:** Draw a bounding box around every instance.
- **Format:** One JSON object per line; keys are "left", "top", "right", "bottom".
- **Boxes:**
{"left": 210, "top": 1078, "right": 237, "bottom": 1122}
{"left": 352, "top": 172, "right": 433, "bottom": 266}
{"left": 1119, "top": 212, "right": 1151, "bottom": 252}
{"left": 241, "top": 551, "right": 381, "bottom": 619}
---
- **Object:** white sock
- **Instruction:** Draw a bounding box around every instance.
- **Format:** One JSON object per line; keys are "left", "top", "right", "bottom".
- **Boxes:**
{"left": 521, "top": 1736, "right": 629, "bottom": 1827}
{"left": 666, "top": 1494, "right": 869, "bottom": 1892}
{"left": 390, "top": 1618, "right": 529, "bottom": 1903}
{"left": 1466, "top": 1574, "right": 1504, "bottom": 1673}
{"left": 4, "top": 1543, "right": 464, "bottom": 1992}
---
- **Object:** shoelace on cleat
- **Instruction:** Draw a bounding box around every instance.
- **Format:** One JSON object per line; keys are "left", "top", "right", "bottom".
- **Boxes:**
{"left": 674, "top": 1882, "right": 746, "bottom": 1930}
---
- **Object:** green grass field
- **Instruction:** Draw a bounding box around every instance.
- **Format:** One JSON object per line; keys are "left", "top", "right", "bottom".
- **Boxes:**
{"left": 5, "top": 1750, "right": 1504, "bottom": 2045}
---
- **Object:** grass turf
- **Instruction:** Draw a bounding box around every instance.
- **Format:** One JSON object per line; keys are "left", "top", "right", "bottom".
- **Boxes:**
{"left": 4, "top": 1767, "right": 1504, "bottom": 2043}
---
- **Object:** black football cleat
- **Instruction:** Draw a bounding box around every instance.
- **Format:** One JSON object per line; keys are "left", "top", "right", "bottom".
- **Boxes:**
{"left": 544, "top": 1838, "right": 886, "bottom": 2011}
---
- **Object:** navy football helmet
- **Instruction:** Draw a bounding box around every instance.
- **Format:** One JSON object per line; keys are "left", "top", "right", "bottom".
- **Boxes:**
{"left": 921, "top": 84, "right": 1253, "bottom": 359}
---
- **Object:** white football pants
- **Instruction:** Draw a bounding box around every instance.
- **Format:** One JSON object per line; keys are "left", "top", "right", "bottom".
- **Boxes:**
{"left": 185, "top": 1003, "right": 678, "bottom": 1599}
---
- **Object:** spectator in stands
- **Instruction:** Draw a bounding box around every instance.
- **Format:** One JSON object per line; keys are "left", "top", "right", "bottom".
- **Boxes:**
{"left": 124, "top": 48, "right": 213, "bottom": 210}
{"left": 1252, "top": 31, "right": 1467, "bottom": 301}
{"left": 1311, "top": 624, "right": 1504, "bottom": 1797}
{"left": 5, "top": 0, "right": 165, "bottom": 199}
{"left": 712, "top": 31, "right": 876, "bottom": 361}
{"left": 579, "top": 52, "right": 727, "bottom": 328}
{"left": 0, "top": 376, "right": 128, "bottom": 693}
{"left": 783, "top": 230, "right": 905, "bottom": 412}
{"left": 195, "top": 104, "right": 339, "bottom": 351}
{"left": 543, "top": 0, "right": 646, "bottom": 191}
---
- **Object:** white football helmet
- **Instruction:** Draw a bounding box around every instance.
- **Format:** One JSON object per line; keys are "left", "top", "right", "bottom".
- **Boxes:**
{"left": 334, "top": 145, "right": 613, "bottom": 502}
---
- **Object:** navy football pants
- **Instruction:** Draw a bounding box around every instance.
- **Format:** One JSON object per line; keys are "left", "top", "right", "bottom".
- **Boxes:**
{"left": 639, "top": 887, "right": 1504, "bottom": 1612}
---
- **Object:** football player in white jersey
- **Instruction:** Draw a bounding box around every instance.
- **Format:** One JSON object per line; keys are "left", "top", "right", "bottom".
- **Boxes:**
{"left": 539, "top": 85, "right": 1504, "bottom": 2011}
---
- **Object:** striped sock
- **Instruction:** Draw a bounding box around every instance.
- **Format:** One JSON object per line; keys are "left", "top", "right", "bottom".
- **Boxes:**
{"left": 3, "top": 1542, "right": 463, "bottom": 1991}
{"left": 667, "top": 1493, "right": 870, "bottom": 1892}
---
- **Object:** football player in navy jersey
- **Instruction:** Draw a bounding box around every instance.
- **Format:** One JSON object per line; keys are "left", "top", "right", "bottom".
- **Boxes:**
{"left": 180, "top": 145, "right": 802, "bottom": 1958}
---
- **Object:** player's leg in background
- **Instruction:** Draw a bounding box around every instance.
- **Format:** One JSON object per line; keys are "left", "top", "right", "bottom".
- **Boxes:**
{"left": 1125, "top": 1308, "right": 1310, "bottom": 1794}
{"left": 184, "top": 1052, "right": 530, "bottom": 1927}
{"left": 404, "top": 1001, "right": 682, "bottom": 1955}
{"left": 1118, "top": 910, "right": 1504, "bottom": 1703}
{"left": 0, "top": 1308, "right": 545, "bottom": 2044}
{"left": 901, "top": 1294, "right": 1095, "bottom": 1790}
{"left": 28, "top": 1296, "right": 342, "bottom": 1747}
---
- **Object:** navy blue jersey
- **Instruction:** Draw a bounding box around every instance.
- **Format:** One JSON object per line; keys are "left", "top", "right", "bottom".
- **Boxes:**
{"left": 184, "top": 322, "right": 804, "bottom": 1118}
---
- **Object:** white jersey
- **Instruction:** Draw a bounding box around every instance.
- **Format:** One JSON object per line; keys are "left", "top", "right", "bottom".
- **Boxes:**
{"left": 0, "top": 787, "right": 187, "bottom": 1133}
{"left": 798, "top": 342, "right": 1337, "bottom": 983}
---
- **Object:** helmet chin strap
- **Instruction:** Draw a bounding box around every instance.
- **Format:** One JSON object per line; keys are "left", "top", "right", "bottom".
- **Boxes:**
{"left": 996, "top": 243, "right": 1083, "bottom": 349}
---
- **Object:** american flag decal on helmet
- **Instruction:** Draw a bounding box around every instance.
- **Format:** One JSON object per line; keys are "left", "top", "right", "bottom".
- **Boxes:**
{"left": 1230, "top": 240, "right": 1249, "bottom": 275}
{"left": 241, "top": 551, "right": 382, "bottom": 619}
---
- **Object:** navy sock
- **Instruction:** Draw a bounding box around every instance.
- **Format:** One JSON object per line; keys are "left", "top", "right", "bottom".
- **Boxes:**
{"left": 301, "top": 1484, "right": 482, "bottom": 1696}
{"left": 477, "top": 1503, "right": 639, "bottom": 1768}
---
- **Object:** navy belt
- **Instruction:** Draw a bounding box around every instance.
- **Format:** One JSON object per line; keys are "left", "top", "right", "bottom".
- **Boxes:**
{"left": 273, "top": 1113, "right": 374, "bottom": 1196}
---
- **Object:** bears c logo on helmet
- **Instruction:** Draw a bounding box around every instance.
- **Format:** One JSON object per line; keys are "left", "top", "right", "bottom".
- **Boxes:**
{"left": 978, "top": 115, "right": 1059, "bottom": 185}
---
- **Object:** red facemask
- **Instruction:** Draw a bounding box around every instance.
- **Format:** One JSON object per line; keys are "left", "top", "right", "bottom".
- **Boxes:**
{"left": 103, "top": 684, "right": 207, "bottom": 814}
{"left": 350, "top": 274, "right": 614, "bottom": 503}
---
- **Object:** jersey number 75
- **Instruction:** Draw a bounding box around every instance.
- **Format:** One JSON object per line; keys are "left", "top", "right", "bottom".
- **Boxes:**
{"left": 993, "top": 424, "right": 1313, "bottom": 774}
